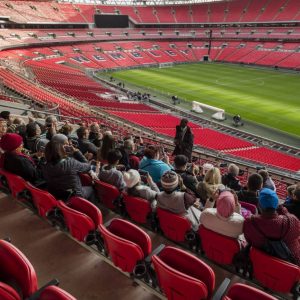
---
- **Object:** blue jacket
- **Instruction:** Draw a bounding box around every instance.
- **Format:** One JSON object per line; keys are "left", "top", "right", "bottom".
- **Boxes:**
{"left": 139, "top": 157, "right": 171, "bottom": 183}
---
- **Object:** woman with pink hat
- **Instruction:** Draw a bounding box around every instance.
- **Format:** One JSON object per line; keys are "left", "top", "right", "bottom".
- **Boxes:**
{"left": 200, "top": 189, "right": 244, "bottom": 240}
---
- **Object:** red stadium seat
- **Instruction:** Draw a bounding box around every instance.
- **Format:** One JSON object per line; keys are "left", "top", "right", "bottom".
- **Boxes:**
{"left": 222, "top": 283, "right": 277, "bottom": 300}
{"left": 39, "top": 285, "right": 76, "bottom": 300}
{"left": 152, "top": 246, "right": 215, "bottom": 300}
{"left": 239, "top": 201, "right": 257, "bottom": 215}
{"left": 198, "top": 225, "right": 241, "bottom": 265}
{"left": 99, "top": 218, "right": 152, "bottom": 273}
{"left": 57, "top": 199, "right": 99, "bottom": 243}
{"left": 156, "top": 207, "right": 192, "bottom": 242}
{"left": 0, "top": 240, "right": 38, "bottom": 299}
{"left": 0, "top": 282, "right": 20, "bottom": 300}
{"left": 94, "top": 180, "right": 121, "bottom": 210}
{"left": 249, "top": 247, "right": 300, "bottom": 295}
{"left": 25, "top": 183, "right": 57, "bottom": 218}
{"left": 123, "top": 194, "right": 152, "bottom": 224}
{"left": 0, "top": 169, "right": 27, "bottom": 198}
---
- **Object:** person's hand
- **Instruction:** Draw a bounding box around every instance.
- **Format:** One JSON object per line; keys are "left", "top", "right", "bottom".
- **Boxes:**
{"left": 28, "top": 116, "right": 35, "bottom": 123}
{"left": 89, "top": 170, "right": 98, "bottom": 181}
{"left": 49, "top": 122, "right": 57, "bottom": 136}
{"left": 84, "top": 152, "right": 94, "bottom": 161}
{"left": 193, "top": 199, "right": 201, "bottom": 209}
{"left": 231, "top": 189, "right": 239, "bottom": 206}
{"left": 211, "top": 189, "right": 220, "bottom": 202}
{"left": 162, "top": 154, "right": 170, "bottom": 164}
{"left": 146, "top": 173, "right": 153, "bottom": 185}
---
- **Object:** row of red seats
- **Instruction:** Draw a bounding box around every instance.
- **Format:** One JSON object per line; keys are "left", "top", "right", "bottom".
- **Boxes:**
{"left": 1, "top": 169, "right": 297, "bottom": 300}
{"left": 2, "top": 0, "right": 300, "bottom": 24}
{"left": 0, "top": 240, "right": 75, "bottom": 300}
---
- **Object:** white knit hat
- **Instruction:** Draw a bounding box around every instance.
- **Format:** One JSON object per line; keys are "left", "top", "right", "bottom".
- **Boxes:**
{"left": 203, "top": 163, "right": 214, "bottom": 174}
{"left": 123, "top": 169, "right": 140, "bottom": 188}
{"left": 161, "top": 170, "right": 179, "bottom": 191}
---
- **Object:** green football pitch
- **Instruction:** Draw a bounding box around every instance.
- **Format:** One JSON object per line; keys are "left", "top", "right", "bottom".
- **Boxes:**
{"left": 108, "top": 63, "right": 300, "bottom": 137}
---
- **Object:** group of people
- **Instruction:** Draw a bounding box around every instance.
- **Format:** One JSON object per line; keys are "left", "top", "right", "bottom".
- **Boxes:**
{"left": 0, "top": 112, "right": 299, "bottom": 266}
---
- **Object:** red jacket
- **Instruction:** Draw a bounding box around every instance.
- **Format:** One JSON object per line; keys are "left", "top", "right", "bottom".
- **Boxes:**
{"left": 243, "top": 206, "right": 300, "bottom": 266}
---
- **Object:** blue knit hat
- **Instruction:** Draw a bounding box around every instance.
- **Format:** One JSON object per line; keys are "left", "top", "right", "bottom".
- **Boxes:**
{"left": 259, "top": 188, "right": 278, "bottom": 209}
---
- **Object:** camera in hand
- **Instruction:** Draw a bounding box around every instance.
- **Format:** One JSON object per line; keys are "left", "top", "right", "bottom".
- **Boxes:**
{"left": 138, "top": 169, "right": 149, "bottom": 184}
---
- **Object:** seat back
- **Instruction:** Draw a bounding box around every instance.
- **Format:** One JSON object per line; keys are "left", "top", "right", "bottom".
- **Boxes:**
{"left": 123, "top": 194, "right": 151, "bottom": 224}
{"left": 223, "top": 283, "right": 277, "bottom": 300}
{"left": 198, "top": 225, "right": 240, "bottom": 265}
{"left": 58, "top": 201, "right": 95, "bottom": 242}
{"left": 99, "top": 219, "right": 151, "bottom": 273}
{"left": 25, "top": 183, "right": 57, "bottom": 218}
{"left": 0, "top": 240, "right": 38, "bottom": 298}
{"left": 39, "top": 285, "right": 76, "bottom": 300}
{"left": 94, "top": 180, "right": 120, "bottom": 210}
{"left": 79, "top": 173, "right": 93, "bottom": 186}
{"left": 0, "top": 282, "right": 21, "bottom": 300}
{"left": 239, "top": 201, "right": 257, "bottom": 214}
{"left": 250, "top": 247, "right": 300, "bottom": 294}
{"left": 0, "top": 169, "right": 27, "bottom": 198}
{"left": 152, "top": 246, "right": 215, "bottom": 300}
{"left": 68, "top": 197, "right": 102, "bottom": 228}
{"left": 157, "top": 208, "right": 191, "bottom": 242}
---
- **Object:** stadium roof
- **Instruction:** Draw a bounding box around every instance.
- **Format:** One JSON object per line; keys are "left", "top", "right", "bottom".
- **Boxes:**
{"left": 60, "top": 0, "right": 225, "bottom": 5}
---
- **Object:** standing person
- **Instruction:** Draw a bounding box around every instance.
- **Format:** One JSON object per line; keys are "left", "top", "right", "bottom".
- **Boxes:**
{"left": 173, "top": 118, "right": 194, "bottom": 162}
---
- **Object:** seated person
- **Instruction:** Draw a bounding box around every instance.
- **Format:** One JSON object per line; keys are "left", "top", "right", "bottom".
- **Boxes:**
{"left": 196, "top": 167, "right": 224, "bottom": 205}
{"left": 222, "top": 163, "right": 242, "bottom": 191}
{"left": 0, "top": 133, "right": 42, "bottom": 184}
{"left": 258, "top": 169, "right": 276, "bottom": 191}
{"left": 24, "top": 122, "right": 42, "bottom": 153}
{"left": 284, "top": 184, "right": 300, "bottom": 220}
{"left": 244, "top": 188, "right": 300, "bottom": 266}
{"left": 118, "top": 138, "right": 140, "bottom": 170}
{"left": 173, "top": 155, "right": 199, "bottom": 196}
{"left": 237, "top": 173, "right": 263, "bottom": 207}
{"left": 97, "top": 133, "right": 115, "bottom": 163}
{"left": 157, "top": 170, "right": 201, "bottom": 231}
{"left": 200, "top": 189, "right": 244, "bottom": 240}
{"left": 98, "top": 149, "right": 126, "bottom": 191}
{"left": 139, "top": 145, "right": 171, "bottom": 183}
{"left": 0, "top": 118, "right": 7, "bottom": 139}
{"left": 123, "top": 169, "right": 159, "bottom": 209}
{"left": 76, "top": 126, "right": 98, "bottom": 159}
{"left": 43, "top": 140, "right": 95, "bottom": 202}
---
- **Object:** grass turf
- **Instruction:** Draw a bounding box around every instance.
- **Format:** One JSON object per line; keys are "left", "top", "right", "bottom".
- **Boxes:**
{"left": 108, "top": 63, "right": 300, "bottom": 137}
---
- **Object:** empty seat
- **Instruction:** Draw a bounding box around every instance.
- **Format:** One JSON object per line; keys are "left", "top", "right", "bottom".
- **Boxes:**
{"left": 39, "top": 285, "right": 76, "bottom": 300}
{"left": 94, "top": 180, "right": 121, "bottom": 210}
{"left": 99, "top": 218, "right": 151, "bottom": 273}
{"left": 152, "top": 246, "right": 215, "bottom": 300}
{"left": 0, "top": 282, "right": 20, "bottom": 300}
{"left": 57, "top": 197, "right": 102, "bottom": 243}
{"left": 250, "top": 247, "right": 300, "bottom": 295}
{"left": 0, "top": 169, "right": 27, "bottom": 198}
{"left": 123, "top": 194, "right": 152, "bottom": 224}
{"left": 0, "top": 240, "right": 38, "bottom": 299}
{"left": 157, "top": 208, "right": 192, "bottom": 242}
{"left": 198, "top": 225, "right": 241, "bottom": 265}
{"left": 223, "top": 283, "right": 277, "bottom": 300}
{"left": 25, "top": 183, "right": 57, "bottom": 218}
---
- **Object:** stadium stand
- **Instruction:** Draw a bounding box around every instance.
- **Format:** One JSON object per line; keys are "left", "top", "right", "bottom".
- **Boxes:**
{"left": 1, "top": 1, "right": 300, "bottom": 299}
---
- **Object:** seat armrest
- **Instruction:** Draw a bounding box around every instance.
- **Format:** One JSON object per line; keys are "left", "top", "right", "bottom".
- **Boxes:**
{"left": 212, "top": 278, "right": 231, "bottom": 300}
{"left": 145, "top": 244, "right": 165, "bottom": 264}
{"left": 27, "top": 278, "right": 59, "bottom": 300}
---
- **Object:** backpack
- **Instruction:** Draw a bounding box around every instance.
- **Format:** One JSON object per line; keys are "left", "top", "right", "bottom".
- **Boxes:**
{"left": 251, "top": 216, "right": 295, "bottom": 263}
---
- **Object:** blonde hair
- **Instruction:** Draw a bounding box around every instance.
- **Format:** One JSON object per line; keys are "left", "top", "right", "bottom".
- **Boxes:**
{"left": 204, "top": 167, "right": 221, "bottom": 186}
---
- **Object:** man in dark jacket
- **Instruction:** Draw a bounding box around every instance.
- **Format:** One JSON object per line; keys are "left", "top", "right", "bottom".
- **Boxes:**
{"left": 173, "top": 118, "right": 194, "bottom": 162}
{"left": 173, "top": 155, "right": 199, "bottom": 196}
{"left": 77, "top": 126, "right": 98, "bottom": 159}
{"left": 222, "top": 163, "right": 242, "bottom": 191}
